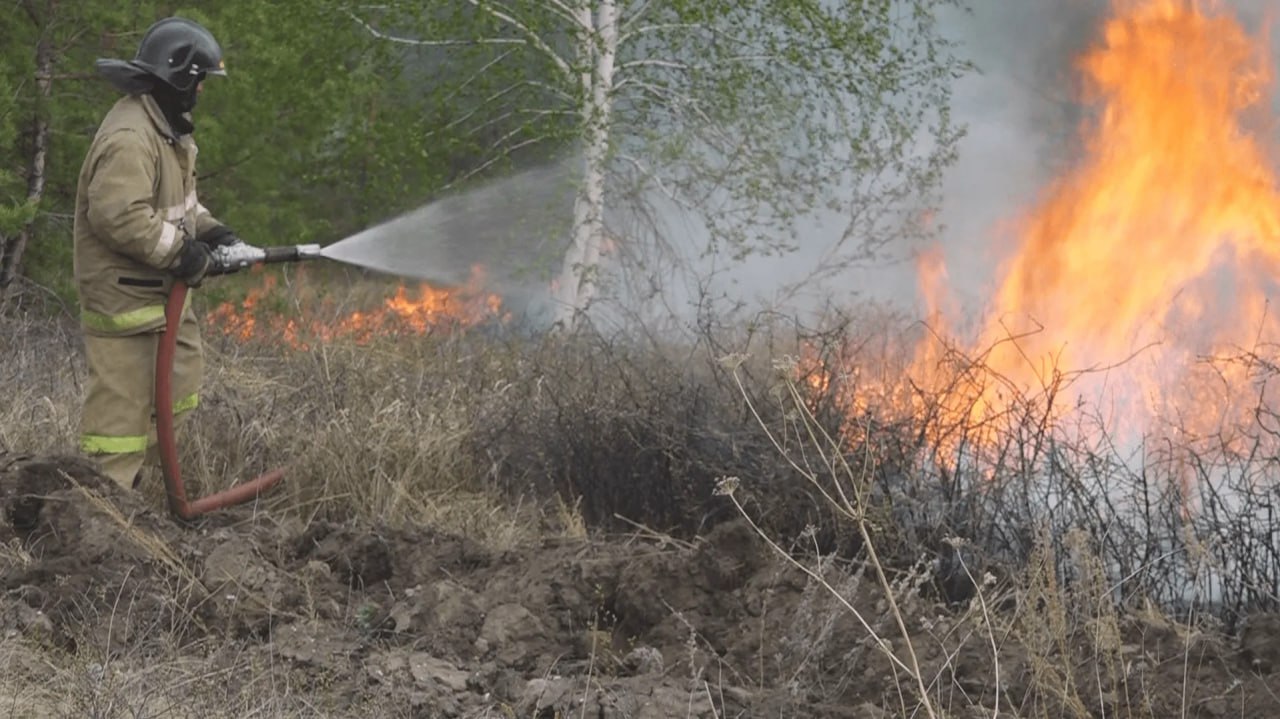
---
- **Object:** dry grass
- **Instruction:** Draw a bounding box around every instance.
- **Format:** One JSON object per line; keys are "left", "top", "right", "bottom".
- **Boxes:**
{"left": 0, "top": 311, "right": 82, "bottom": 457}
{"left": 0, "top": 633, "right": 426, "bottom": 718}
{"left": 0, "top": 298, "right": 558, "bottom": 548}
{"left": 4, "top": 286, "right": 1280, "bottom": 716}
{"left": 716, "top": 342, "right": 1276, "bottom": 717}
{"left": 0, "top": 283, "right": 831, "bottom": 545}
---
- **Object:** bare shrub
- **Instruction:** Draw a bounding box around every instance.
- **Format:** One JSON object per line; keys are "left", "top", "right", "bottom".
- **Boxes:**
{"left": 465, "top": 329, "right": 778, "bottom": 533}
{"left": 700, "top": 305, "right": 1280, "bottom": 716}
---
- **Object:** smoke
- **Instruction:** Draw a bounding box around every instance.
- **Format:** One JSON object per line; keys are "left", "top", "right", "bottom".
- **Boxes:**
{"left": 331, "top": 1, "right": 1279, "bottom": 333}
{"left": 586, "top": 0, "right": 1121, "bottom": 330}
{"left": 320, "top": 158, "right": 578, "bottom": 323}
{"left": 620, "top": 0, "right": 1280, "bottom": 329}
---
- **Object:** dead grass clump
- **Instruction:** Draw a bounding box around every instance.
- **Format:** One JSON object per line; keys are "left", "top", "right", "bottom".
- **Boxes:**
{"left": 0, "top": 632, "right": 420, "bottom": 718}
{"left": 464, "top": 330, "right": 782, "bottom": 534}
{"left": 186, "top": 296, "right": 911, "bottom": 553}
{"left": 1, "top": 277, "right": 880, "bottom": 551}
{"left": 188, "top": 329, "right": 553, "bottom": 547}
{"left": 0, "top": 309, "right": 81, "bottom": 457}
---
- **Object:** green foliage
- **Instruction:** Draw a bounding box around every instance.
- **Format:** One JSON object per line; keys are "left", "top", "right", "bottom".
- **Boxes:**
{"left": 0, "top": 76, "right": 32, "bottom": 235}
{"left": 0, "top": 2, "right": 186, "bottom": 293}
{"left": 0, "top": 0, "right": 140, "bottom": 296}
{"left": 189, "top": 1, "right": 438, "bottom": 244}
{"left": 625, "top": 0, "right": 970, "bottom": 261}
{"left": 354, "top": 2, "right": 581, "bottom": 183}
{"left": 0, "top": 0, "right": 970, "bottom": 308}
{"left": 348, "top": 0, "right": 971, "bottom": 296}
{"left": 0, "top": 1, "right": 477, "bottom": 301}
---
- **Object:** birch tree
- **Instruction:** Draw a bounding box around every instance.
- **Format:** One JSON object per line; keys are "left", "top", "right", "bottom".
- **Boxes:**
{"left": 351, "top": 1, "right": 968, "bottom": 327}
{"left": 0, "top": 1, "right": 65, "bottom": 299}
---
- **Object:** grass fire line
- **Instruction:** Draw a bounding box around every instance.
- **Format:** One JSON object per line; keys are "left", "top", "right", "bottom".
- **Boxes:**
{"left": 207, "top": 266, "right": 505, "bottom": 350}
{"left": 207, "top": 165, "right": 568, "bottom": 347}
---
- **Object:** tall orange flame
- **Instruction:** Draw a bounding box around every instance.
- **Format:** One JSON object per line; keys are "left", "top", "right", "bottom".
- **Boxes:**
{"left": 916, "top": 0, "right": 1280, "bottom": 442}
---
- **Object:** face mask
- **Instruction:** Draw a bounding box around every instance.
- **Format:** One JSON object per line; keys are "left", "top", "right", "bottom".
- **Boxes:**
{"left": 150, "top": 81, "right": 199, "bottom": 134}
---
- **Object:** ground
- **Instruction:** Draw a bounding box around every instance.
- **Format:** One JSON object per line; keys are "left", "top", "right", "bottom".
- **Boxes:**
{"left": 1, "top": 454, "right": 1278, "bottom": 718}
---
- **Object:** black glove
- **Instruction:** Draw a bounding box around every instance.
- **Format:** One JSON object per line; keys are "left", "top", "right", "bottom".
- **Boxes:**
{"left": 196, "top": 224, "right": 239, "bottom": 248}
{"left": 170, "top": 238, "right": 213, "bottom": 288}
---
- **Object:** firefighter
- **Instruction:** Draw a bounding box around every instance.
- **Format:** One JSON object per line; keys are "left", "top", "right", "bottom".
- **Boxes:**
{"left": 74, "top": 17, "right": 241, "bottom": 489}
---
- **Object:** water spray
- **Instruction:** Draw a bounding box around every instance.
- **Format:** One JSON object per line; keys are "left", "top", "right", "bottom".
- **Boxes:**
{"left": 159, "top": 234, "right": 492, "bottom": 519}
{"left": 158, "top": 160, "right": 577, "bottom": 518}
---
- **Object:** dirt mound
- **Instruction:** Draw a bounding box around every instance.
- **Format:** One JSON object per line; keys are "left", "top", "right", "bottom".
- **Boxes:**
{"left": 1, "top": 454, "right": 1279, "bottom": 717}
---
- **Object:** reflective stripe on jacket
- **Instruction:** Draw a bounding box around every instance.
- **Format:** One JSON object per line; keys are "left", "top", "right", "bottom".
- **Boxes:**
{"left": 73, "top": 94, "right": 221, "bottom": 336}
{"left": 79, "top": 392, "right": 199, "bottom": 454}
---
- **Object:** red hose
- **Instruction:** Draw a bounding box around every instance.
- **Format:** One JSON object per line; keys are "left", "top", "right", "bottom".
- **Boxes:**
{"left": 156, "top": 281, "right": 285, "bottom": 519}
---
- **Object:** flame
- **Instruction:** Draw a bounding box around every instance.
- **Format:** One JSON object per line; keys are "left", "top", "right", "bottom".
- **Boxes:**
{"left": 207, "top": 265, "right": 505, "bottom": 349}
{"left": 790, "top": 0, "right": 1280, "bottom": 482}
{"left": 909, "top": 0, "right": 1280, "bottom": 444}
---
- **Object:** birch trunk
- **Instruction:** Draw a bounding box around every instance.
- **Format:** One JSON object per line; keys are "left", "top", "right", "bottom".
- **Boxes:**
{"left": 0, "top": 30, "right": 54, "bottom": 297}
{"left": 552, "top": 0, "right": 616, "bottom": 329}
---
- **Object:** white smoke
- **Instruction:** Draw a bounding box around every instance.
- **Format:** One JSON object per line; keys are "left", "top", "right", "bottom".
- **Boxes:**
{"left": 611, "top": 0, "right": 1280, "bottom": 331}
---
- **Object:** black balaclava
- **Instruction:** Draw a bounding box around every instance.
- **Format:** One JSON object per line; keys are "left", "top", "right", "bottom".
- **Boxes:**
{"left": 150, "top": 76, "right": 202, "bottom": 136}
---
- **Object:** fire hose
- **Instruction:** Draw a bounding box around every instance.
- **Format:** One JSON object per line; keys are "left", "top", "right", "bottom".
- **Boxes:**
{"left": 156, "top": 242, "right": 322, "bottom": 519}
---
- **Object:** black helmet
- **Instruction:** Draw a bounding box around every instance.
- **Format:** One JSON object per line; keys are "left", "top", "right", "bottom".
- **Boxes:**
{"left": 130, "top": 17, "right": 226, "bottom": 92}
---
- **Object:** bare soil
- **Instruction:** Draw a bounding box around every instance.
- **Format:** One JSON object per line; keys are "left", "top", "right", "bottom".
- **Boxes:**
{"left": 1, "top": 454, "right": 1278, "bottom": 718}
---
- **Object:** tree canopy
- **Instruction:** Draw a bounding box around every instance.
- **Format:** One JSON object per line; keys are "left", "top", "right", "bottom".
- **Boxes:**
{"left": 1, "top": 1, "right": 969, "bottom": 323}
{"left": 310, "top": 0, "right": 971, "bottom": 325}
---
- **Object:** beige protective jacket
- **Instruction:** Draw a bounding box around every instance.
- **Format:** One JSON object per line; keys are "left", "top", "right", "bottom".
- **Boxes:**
{"left": 73, "top": 93, "right": 221, "bottom": 336}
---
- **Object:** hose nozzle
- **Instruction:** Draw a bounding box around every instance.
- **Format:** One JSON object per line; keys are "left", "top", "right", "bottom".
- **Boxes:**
{"left": 209, "top": 241, "right": 267, "bottom": 274}
{"left": 210, "top": 242, "right": 324, "bottom": 275}
{"left": 295, "top": 243, "right": 323, "bottom": 260}
{"left": 263, "top": 243, "right": 322, "bottom": 264}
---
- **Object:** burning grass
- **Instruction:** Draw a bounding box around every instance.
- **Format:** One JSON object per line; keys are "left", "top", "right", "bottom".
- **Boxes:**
{"left": 203, "top": 264, "right": 506, "bottom": 350}
{"left": 793, "top": 316, "right": 1280, "bottom": 622}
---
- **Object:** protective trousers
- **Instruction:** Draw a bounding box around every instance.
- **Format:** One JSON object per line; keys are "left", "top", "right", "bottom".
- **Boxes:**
{"left": 79, "top": 303, "right": 203, "bottom": 489}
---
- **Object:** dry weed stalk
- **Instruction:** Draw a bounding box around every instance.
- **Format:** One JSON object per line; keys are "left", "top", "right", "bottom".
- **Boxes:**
{"left": 61, "top": 471, "right": 197, "bottom": 585}
{"left": 929, "top": 537, "right": 1005, "bottom": 715}
{"left": 721, "top": 353, "right": 941, "bottom": 719}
